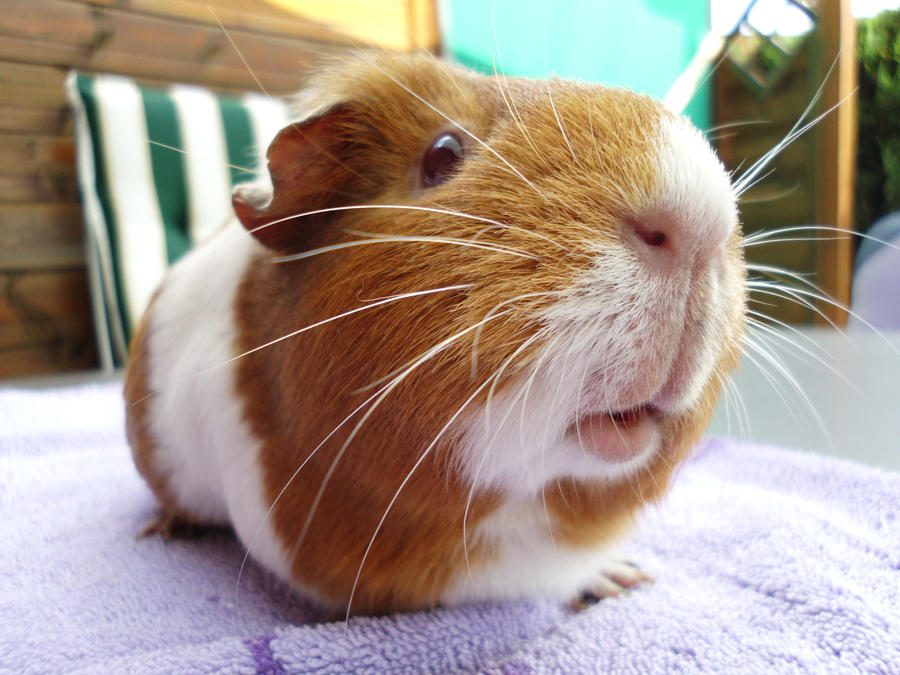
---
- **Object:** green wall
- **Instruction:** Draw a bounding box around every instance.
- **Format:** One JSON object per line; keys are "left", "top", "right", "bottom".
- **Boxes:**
{"left": 440, "top": 0, "right": 711, "bottom": 130}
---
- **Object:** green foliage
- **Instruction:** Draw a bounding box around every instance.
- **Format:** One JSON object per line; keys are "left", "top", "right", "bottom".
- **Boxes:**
{"left": 856, "top": 9, "right": 900, "bottom": 230}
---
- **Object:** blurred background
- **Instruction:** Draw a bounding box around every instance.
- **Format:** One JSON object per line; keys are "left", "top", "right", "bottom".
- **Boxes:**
{"left": 0, "top": 0, "right": 898, "bottom": 384}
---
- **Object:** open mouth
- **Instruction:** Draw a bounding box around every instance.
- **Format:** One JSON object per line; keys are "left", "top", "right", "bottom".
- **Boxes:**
{"left": 567, "top": 404, "right": 661, "bottom": 463}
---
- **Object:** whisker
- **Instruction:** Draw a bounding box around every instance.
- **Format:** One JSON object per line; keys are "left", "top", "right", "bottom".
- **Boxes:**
{"left": 186, "top": 284, "right": 470, "bottom": 382}
{"left": 745, "top": 308, "right": 832, "bottom": 357}
{"left": 128, "top": 284, "right": 470, "bottom": 408}
{"left": 747, "top": 282, "right": 844, "bottom": 332}
{"left": 472, "top": 292, "right": 554, "bottom": 381}
{"left": 733, "top": 53, "right": 838, "bottom": 194}
{"left": 736, "top": 182, "right": 801, "bottom": 205}
{"left": 207, "top": 4, "right": 270, "bottom": 100}
{"left": 344, "top": 369, "right": 501, "bottom": 624}
{"left": 735, "top": 92, "right": 852, "bottom": 196}
{"left": 749, "top": 280, "right": 900, "bottom": 358}
{"left": 462, "top": 334, "right": 542, "bottom": 582}
{"left": 469, "top": 224, "right": 569, "bottom": 252}
{"left": 146, "top": 139, "right": 255, "bottom": 174}
{"left": 746, "top": 262, "right": 831, "bottom": 297}
{"left": 741, "top": 334, "right": 811, "bottom": 430}
{"left": 720, "top": 370, "right": 751, "bottom": 443}
{"left": 735, "top": 96, "right": 840, "bottom": 198}
{"left": 344, "top": 228, "right": 537, "bottom": 259}
{"left": 573, "top": 357, "right": 592, "bottom": 459}
{"left": 742, "top": 224, "right": 900, "bottom": 253}
{"left": 287, "top": 309, "right": 518, "bottom": 569}
{"left": 272, "top": 235, "right": 537, "bottom": 264}
{"left": 489, "top": 12, "right": 542, "bottom": 158}
{"left": 239, "top": 203, "right": 564, "bottom": 253}
{"left": 520, "top": 337, "right": 562, "bottom": 552}
{"left": 746, "top": 315, "right": 857, "bottom": 393}
{"left": 736, "top": 167, "right": 776, "bottom": 198}
{"left": 546, "top": 81, "right": 579, "bottom": 166}
{"left": 236, "top": 381, "right": 388, "bottom": 601}
{"left": 742, "top": 235, "right": 850, "bottom": 247}
{"left": 356, "top": 53, "right": 552, "bottom": 205}
{"left": 704, "top": 119, "right": 770, "bottom": 135}
{"left": 483, "top": 333, "right": 543, "bottom": 434}
{"left": 463, "top": 334, "right": 561, "bottom": 582}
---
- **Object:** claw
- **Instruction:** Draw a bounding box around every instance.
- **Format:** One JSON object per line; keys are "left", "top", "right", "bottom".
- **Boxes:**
{"left": 569, "top": 559, "right": 653, "bottom": 610}
{"left": 137, "top": 512, "right": 200, "bottom": 541}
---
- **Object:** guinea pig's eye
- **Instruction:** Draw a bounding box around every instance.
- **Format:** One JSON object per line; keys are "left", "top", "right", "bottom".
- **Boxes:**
{"left": 420, "top": 132, "right": 464, "bottom": 187}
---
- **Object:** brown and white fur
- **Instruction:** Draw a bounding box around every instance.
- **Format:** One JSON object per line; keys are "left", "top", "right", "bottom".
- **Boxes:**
{"left": 124, "top": 52, "right": 745, "bottom": 616}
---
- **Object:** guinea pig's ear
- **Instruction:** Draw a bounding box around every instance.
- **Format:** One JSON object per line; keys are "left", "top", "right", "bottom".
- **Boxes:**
{"left": 232, "top": 105, "right": 374, "bottom": 252}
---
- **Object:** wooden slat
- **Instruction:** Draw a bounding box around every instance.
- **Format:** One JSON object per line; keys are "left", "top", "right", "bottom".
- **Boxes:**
{"left": 0, "top": 204, "right": 86, "bottom": 271}
{"left": 0, "top": 134, "right": 74, "bottom": 178}
{"left": 0, "top": 0, "right": 332, "bottom": 94}
{"left": 813, "top": 0, "right": 857, "bottom": 327}
{"left": 85, "top": 0, "right": 398, "bottom": 48}
{"left": 0, "top": 174, "right": 79, "bottom": 203}
{"left": 0, "top": 104, "right": 70, "bottom": 134}
{"left": 0, "top": 36, "right": 312, "bottom": 94}
{"left": 0, "top": 269, "right": 98, "bottom": 378}
{"left": 0, "top": 81, "right": 67, "bottom": 109}
{"left": 0, "top": 60, "right": 67, "bottom": 87}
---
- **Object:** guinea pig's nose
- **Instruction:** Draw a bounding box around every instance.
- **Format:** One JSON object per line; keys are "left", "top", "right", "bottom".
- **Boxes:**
{"left": 622, "top": 210, "right": 728, "bottom": 272}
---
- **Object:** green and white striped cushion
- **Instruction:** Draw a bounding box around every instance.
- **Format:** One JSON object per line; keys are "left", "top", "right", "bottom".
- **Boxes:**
{"left": 66, "top": 72, "right": 288, "bottom": 369}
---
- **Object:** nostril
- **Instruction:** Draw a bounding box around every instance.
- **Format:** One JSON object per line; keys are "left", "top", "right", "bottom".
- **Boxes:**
{"left": 639, "top": 228, "right": 667, "bottom": 248}
{"left": 625, "top": 216, "right": 670, "bottom": 252}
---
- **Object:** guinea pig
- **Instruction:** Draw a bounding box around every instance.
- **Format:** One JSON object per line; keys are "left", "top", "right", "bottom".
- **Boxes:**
{"left": 124, "top": 51, "right": 745, "bottom": 617}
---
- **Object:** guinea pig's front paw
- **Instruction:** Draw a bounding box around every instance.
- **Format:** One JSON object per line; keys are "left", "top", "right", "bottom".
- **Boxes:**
{"left": 570, "top": 559, "right": 654, "bottom": 610}
{"left": 137, "top": 512, "right": 203, "bottom": 541}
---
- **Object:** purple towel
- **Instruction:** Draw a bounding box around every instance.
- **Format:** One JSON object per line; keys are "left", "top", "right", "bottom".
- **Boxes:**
{"left": 2, "top": 382, "right": 898, "bottom": 673}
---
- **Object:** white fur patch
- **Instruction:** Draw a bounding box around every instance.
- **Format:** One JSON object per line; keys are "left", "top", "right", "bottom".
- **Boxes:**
{"left": 440, "top": 499, "right": 626, "bottom": 604}
{"left": 143, "top": 220, "right": 295, "bottom": 584}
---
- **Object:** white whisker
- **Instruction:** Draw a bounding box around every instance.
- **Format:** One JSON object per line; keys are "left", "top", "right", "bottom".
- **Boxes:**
{"left": 344, "top": 228, "right": 537, "bottom": 259}
{"left": 146, "top": 139, "right": 255, "bottom": 174}
{"left": 742, "top": 225, "right": 900, "bottom": 253}
{"left": 356, "top": 53, "right": 552, "bottom": 204}
{"left": 288, "top": 309, "right": 517, "bottom": 569}
{"left": 462, "top": 333, "right": 542, "bottom": 582}
{"left": 272, "top": 234, "right": 536, "bottom": 264}
{"left": 344, "top": 370, "right": 500, "bottom": 623}
{"left": 472, "top": 292, "right": 554, "bottom": 380}
{"left": 546, "top": 81, "right": 579, "bottom": 166}
{"left": 746, "top": 315, "right": 857, "bottom": 393}
{"left": 733, "top": 54, "right": 839, "bottom": 194}
{"left": 235, "top": 382, "right": 387, "bottom": 601}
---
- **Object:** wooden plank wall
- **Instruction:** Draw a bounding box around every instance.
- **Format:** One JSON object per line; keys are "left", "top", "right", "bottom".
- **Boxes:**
{"left": 0, "top": 0, "right": 435, "bottom": 380}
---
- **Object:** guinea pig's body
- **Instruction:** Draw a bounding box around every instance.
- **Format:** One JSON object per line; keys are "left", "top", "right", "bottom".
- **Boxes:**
{"left": 125, "top": 52, "right": 745, "bottom": 615}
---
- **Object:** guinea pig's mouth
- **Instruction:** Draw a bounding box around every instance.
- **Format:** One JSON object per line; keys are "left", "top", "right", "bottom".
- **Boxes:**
{"left": 566, "top": 404, "right": 662, "bottom": 463}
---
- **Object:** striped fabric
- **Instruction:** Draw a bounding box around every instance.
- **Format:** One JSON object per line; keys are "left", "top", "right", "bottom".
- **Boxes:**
{"left": 66, "top": 72, "right": 288, "bottom": 370}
